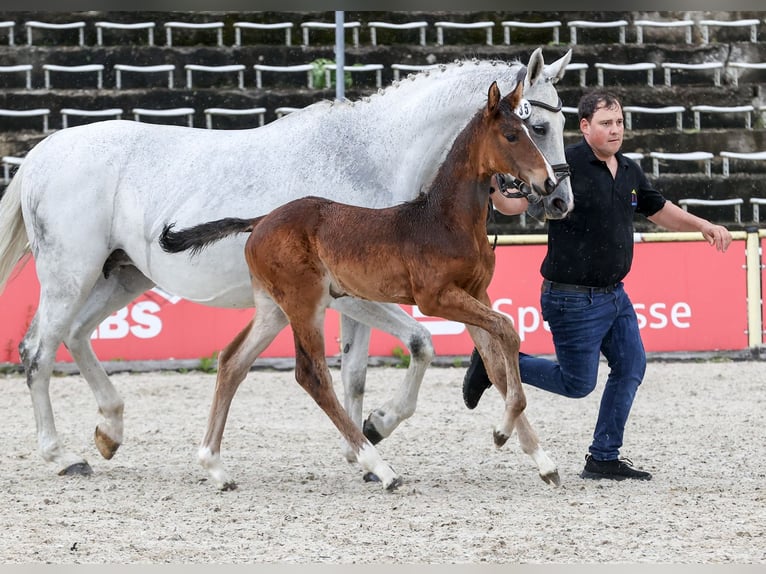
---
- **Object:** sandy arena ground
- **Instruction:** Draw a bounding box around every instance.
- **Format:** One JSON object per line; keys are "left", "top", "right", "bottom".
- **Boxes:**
{"left": 1, "top": 360, "right": 764, "bottom": 564}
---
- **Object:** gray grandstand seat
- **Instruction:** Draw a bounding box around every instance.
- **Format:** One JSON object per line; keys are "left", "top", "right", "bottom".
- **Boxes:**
{"left": 564, "top": 63, "right": 588, "bottom": 87}
{"left": 679, "top": 198, "right": 743, "bottom": 223}
{"left": 185, "top": 64, "right": 245, "bottom": 89}
{"left": 594, "top": 62, "right": 656, "bottom": 86}
{"left": 95, "top": 21, "right": 155, "bottom": 46}
{"left": 633, "top": 19, "right": 693, "bottom": 44}
{"left": 501, "top": 20, "right": 561, "bottom": 45}
{"left": 301, "top": 21, "right": 360, "bottom": 48}
{"left": 719, "top": 151, "right": 766, "bottom": 177}
{"left": 2, "top": 155, "right": 23, "bottom": 184}
{"left": 60, "top": 107, "right": 123, "bottom": 128}
{"left": 253, "top": 64, "right": 314, "bottom": 89}
{"left": 204, "top": 107, "right": 267, "bottom": 129}
{"left": 567, "top": 19, "right": 628, "bottom": 45}
{"left": 233, "top": 22, "right": 293, "bottom": 46}
{"left": 324, "top": 63, "right": 384, "bottom": 89}
{"left": 661, "top": 62, "right": 723, "bottom": 87}
{"left": 0, "top": 108, "right": 51, "bottom": 132}
{"left": 367, "top": 21, "right": 428, "bottom": 46}
{"left": 25, "top": 20, "right": 85, "bottom": 46}
{"left": 698, "top": 18, "right": 760, "bottom": 43}
{"left": 0, "top": 20, "right": 14, "bottom": 45}
{"left": 164, "top": 21, "right": 224, "bottom": 46}
{"left": 0, "top": 64, "right": 33, "bottom": 89}
{"left": 43, "top": 64, "right": 104, "bottom": 89}
{"left": 622, "top": 106, "right": 684, "bottom": 131}
{"left": 114, "top": 64, "right": 175, "bottom": 89}
{"left": 133, "top": 107, "right": 195, "bottom": 127}
{"left": 727, "top": 62, "right": 766, "bottom": 88}
{"left": 691, "top": 105, "right": 754, "bottom": 130}
{"left": 434, "top": 21, "right": 495, "bottom": 45}
{"left": 749, "top": 198, "right": 766, "bottom": 222}
{"left": 650, "top": 151, "right": 714, "bottom": 177}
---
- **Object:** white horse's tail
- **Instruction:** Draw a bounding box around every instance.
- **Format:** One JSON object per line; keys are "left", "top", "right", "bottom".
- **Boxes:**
{"left": 0, "top": 164, "right": 31, "bottom": 295}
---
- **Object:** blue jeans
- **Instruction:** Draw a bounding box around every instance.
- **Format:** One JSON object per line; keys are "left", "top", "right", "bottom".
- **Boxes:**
{"left": 519, "top": 282, "right": 646, "bottom": 461}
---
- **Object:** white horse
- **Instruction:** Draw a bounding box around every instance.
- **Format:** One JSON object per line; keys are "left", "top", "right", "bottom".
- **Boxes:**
{"left": 0, "top": 47, "right": 573, "bottom": 481}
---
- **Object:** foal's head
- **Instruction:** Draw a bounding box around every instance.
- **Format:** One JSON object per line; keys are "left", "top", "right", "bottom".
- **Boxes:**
{"left": 480, "top": 81, "right": 557, "bottom": 198}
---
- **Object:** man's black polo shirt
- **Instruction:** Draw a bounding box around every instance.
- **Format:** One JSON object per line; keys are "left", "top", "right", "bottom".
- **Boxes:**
{"left": 540, "top": 138, "right": 667, "bottom": 288}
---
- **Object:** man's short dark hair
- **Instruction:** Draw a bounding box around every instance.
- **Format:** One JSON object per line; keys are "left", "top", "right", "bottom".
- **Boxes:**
{"left": 578, "top": 90, "right": 622, "bottom": 122}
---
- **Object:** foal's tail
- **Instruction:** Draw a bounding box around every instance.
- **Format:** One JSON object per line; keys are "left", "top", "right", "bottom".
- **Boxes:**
{"left": 159, "top": 216, "right": 263, "bottom": 256}
{"left": 0, "top": 164, "right": 32, "bottom": 295}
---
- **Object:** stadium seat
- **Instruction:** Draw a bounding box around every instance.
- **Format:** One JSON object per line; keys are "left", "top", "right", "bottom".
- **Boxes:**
{"left": 25, "top": 20, "right": 85, "bottom": 46}
{"left": 204, "top": 107, "right": 267, "bottom": 129}
{"left": 233, "top": 22, "right": 293, "bottom": 46}
{"left": 185, "top": 64, "right": 245, "bottom": 89}
{"left": 633, "top": 19, "right": 693, "bottom": 44}
{"left": 623, "top": 105, "right": 685, "bottom": 131}
{"left": 679, "top": 198, "right": 743, "bottom": 223}
{"left": 43, "top": 63, "right": 104, "bottom": 89}
{"left": 501, "top": 20, "right": 561, "bottom": 45}
{"left": 60, "top": 107, "right": 123, "bottom": 128}
{"left": 749, "top": 197, "right": 766, "bottom": 222}
{"left": 301, "top": 21, "right": 360, "bottom": 48}
{"left": 367, "top": 21, "right": 428, "bottom": 46}
{"left": 720, "top": 151, "right": 766, "bottom": 177}
{"left": 691, "top": 105, "right": 754, "bottom": 130}
{"left": 0, "top": 108, "right": 51, "bottom": 132}
{"left": 727, "top": 62, "right": 766, "bottom": 88}
{"left": 0, "top": 64, "right": 33, "bottom": 89}
{"left": 323, "top": 63, "right": 384, "bottom": 89}
{"left": 434, "top": 21, "right": 495, "bottom": 45}
{"left": 164, "top": 21, "right": 224, "bottom": 47}
{"left": 2, "top": 155, "right": 23, "bottom": 184}
{"left": 661, "top": 62, "right": 723, "bottom": 87}
{"left": 253, "top": 64, "right": 315, "bottom": 89}
{"left": 0, "top": 20, "right": 14, "bottom": 45}
{"left": 594, "top": 62, "right": 656, "bottom": 86}
{"left": 564, "top": 63, "right": 588, "bottom": 87}
{"left": 698, "top": 18, "right": 760, "bottom": 44}
{"left": 650, "top": 151, "right": 714, "bottom": 177}
{"left": 133, "top": 107, "right": 195, "bottom": 127}
{"left": 114, "top": 64, "right": 175, "bottom": 89}
{"left": 567, "top": 19, "right": 628, "bottom": 45}
{"left": 95, "top": 21, "right": 155, "bottom": 46}
{"left": 275, "top": 106, "right": 301, "bottom": 118}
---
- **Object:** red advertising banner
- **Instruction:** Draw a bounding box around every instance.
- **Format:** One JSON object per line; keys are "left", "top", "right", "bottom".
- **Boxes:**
{"left": 0, "top": 238, "right": 748, "bottom": 365}
{"left": 367, "top": 239, "right": 748, "bottom": 356}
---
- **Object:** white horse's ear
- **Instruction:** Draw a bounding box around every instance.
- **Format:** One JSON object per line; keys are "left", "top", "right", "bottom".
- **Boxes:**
{"left": 545, "top": 49, "right": 573, "bottom": 85}
{"left": 525, "top": 47, "right": 545, "bottom": 89}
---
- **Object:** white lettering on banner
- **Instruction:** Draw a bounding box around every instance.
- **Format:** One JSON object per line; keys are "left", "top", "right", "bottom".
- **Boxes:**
{"left": 634, "top": 302, "right": 692, "bottom": 330}
{"left": 411, "top": 298, "right": 693, "bottom": 340}
{"left": 91, "top": 301, "right": 163, "bottom": 340}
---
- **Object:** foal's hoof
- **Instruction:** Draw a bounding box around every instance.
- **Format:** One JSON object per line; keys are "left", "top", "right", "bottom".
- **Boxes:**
{"left": 492, "top": 429, "right": 510, "bottom": 448}
{"left": 59, "top": 462, "right": 93, "bottom": 476}
{"left": 363, "top": 472, "right": 381, "bottom": 483}
{"left": 541, "top": 470, "right": 561, "bottom": 487}
{"left": 362, "top": 419, "right": 384, "bottom": 445}
{"left": 94, "top": 426, "right": 121, "bottom": 460}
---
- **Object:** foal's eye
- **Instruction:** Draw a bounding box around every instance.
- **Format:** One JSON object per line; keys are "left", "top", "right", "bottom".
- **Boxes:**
{"left": 505, "top": 134, "right": 518, "bottom": 143}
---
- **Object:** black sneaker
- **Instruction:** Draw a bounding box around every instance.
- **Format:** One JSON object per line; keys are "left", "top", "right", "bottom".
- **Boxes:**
{"left": 462, "top": 348, "right": 493, "bottom": 409}
{"left": 580, "top": 454, "right": 652, "bottom": 481}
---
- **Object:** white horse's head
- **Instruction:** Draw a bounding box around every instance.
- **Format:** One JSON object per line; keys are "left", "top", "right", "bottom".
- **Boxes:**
{"left": 520, "top": 47, "right": 574, "bottom": 221}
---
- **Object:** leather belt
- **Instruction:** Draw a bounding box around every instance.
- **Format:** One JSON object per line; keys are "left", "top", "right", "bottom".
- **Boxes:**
{"left": 542, "top": 279, "right": 617, "bottom": 294}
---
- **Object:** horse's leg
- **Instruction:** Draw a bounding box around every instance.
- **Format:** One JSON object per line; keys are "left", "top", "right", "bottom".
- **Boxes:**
{"left": 63, "top": 264, "right": 154, "bottom": 461}
{"left": 465, "top": 325, "right": 559, "bottom": 486}
{"left": 331, "top": 299, "right": 435, "bottom": 452}
{"left": 289, "top": 312, "right": 402, "bottom": 491}
{"left": 20, "top": 256, "right": 108, "bottom": 475}
{"left": 199, "top": 293, "right": 288, "bottom": 491}
{"left": 335, "top": 312, "right": 371, "bottom": 462}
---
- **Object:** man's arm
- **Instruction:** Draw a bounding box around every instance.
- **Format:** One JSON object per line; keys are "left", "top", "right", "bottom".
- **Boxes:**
{"left": 647, "top": 200, "right": 733, "bottom": 252}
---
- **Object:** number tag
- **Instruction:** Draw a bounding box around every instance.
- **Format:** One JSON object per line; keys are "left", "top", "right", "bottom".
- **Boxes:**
{"left": 514, "top": 99, "right": 532, "bottom": 119}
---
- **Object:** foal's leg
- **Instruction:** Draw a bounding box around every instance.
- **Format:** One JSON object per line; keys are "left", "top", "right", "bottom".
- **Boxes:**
{"left": 289, "top": 313, "right": 402, "bottom": 491}
{"left": 466, "top": 326, "right": 559, "bottom": 486}
{"left": 64, "top": 265, "right": 154, "bottom": 461}
{"left": 331, "top": 298, "right": 435, "bottom": 457}
{"left": 199, "top": 293, "right": 288, "bottom": 491}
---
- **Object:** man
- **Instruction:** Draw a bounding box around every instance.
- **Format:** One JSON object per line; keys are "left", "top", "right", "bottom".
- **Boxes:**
{"left": 464, "top": 89, "right": 732, "bottom": 481}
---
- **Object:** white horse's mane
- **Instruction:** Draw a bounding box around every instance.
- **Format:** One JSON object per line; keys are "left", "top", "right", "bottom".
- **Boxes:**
{"left": 287, "top": 58, "right": 525, "bottom": 118}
